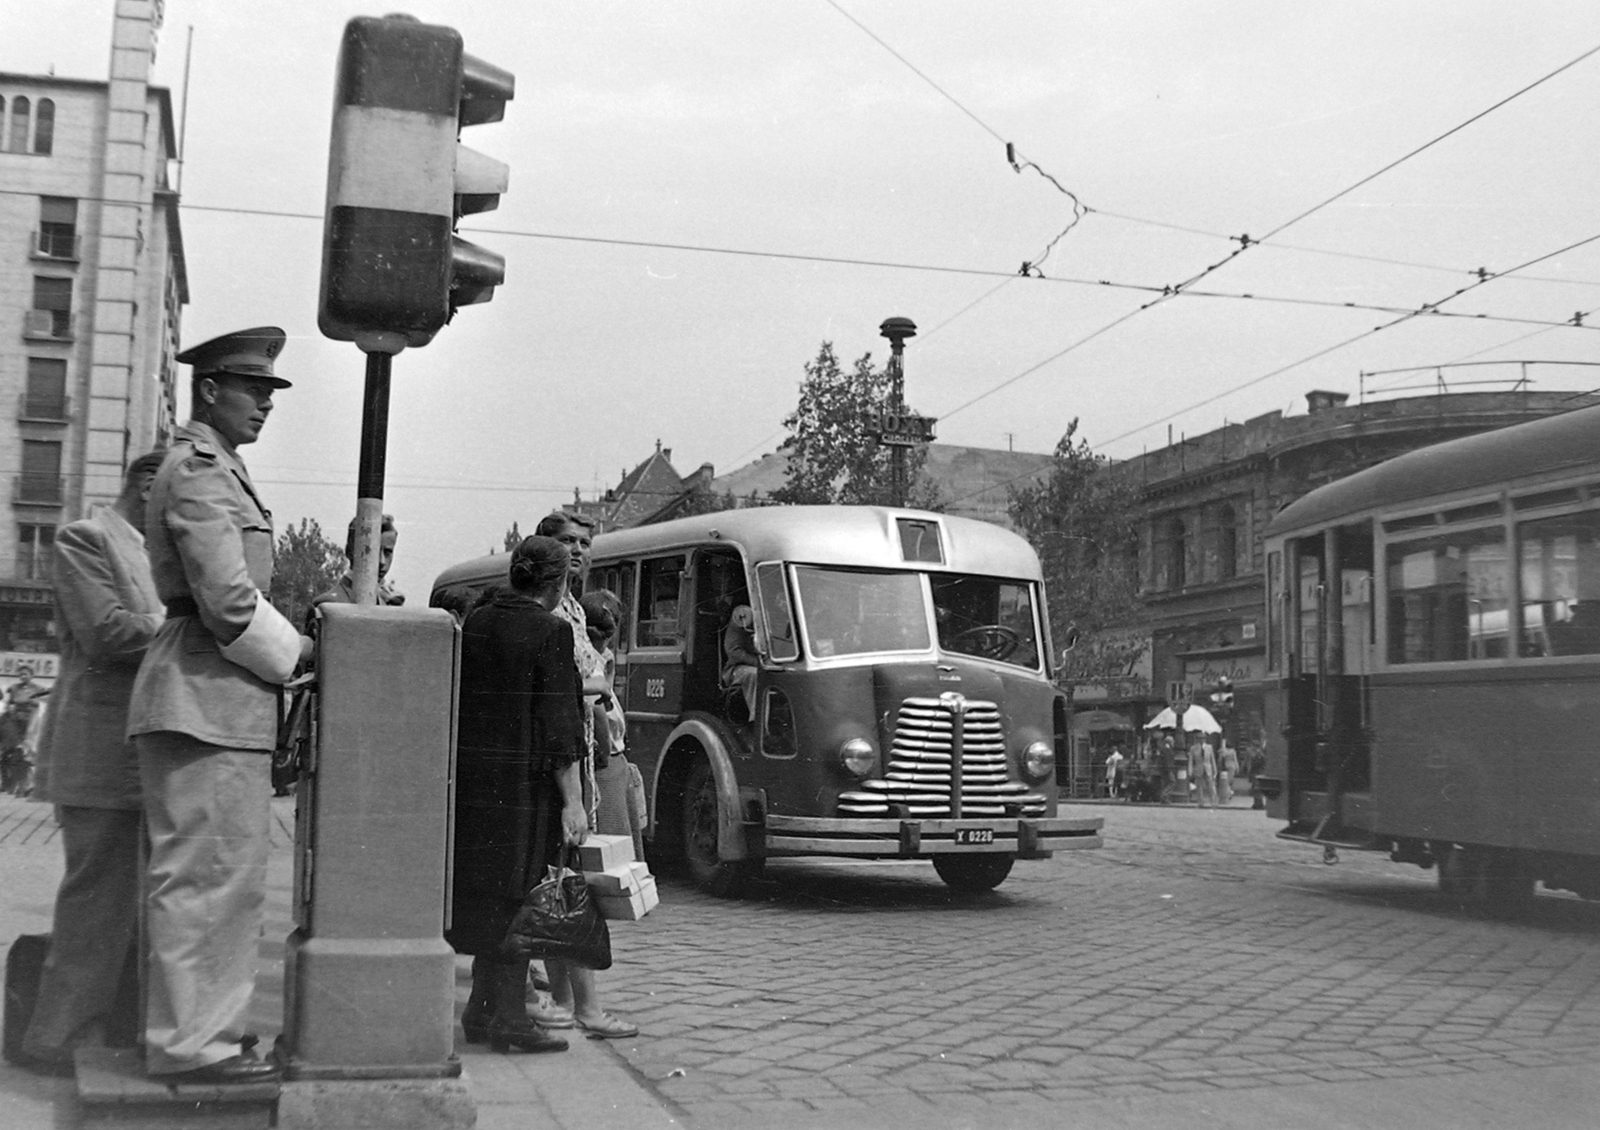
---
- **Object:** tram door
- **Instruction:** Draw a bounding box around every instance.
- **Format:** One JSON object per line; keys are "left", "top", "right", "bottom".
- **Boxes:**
{"left": 1282, "top": 523, "right": 1374, "bottom": 828}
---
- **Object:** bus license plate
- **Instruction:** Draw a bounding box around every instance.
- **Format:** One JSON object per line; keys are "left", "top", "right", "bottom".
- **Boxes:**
{"left": 954, "top": 828, "right": 995, "bottom": 846}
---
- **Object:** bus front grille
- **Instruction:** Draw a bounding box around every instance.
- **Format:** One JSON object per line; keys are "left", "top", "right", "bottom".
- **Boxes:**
{"left": 837, "top": 695, "right": 1047, "bottom": 818}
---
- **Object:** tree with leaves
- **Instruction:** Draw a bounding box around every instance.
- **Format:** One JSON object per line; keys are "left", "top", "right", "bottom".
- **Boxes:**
{"left": 771, "top": 341, "right": 940, "bottom": 509}
{"left": 1008, "top": 420, "right": 1145, "bottom": 685}
{"left": 269, "top": 518, "right": 346, "bottom": 628}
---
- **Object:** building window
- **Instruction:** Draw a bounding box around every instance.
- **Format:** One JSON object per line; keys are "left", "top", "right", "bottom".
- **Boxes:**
{"left": 1167, "top": 517, "right": 1187, "bottom": 591}
{"left": 37, "top": 197, "right": 77, "bottom": 259}
{"left": 33, "top": 98, "right": 53, "bottom": 155}
{"left": 29, "top": 276, "right": 72, "bottom": 339}
{"left": 15, "top": 524, "right": 55, "bottom": 581}
{"left": 24, "top": 358, "right": 68, "bottom": 420}
{"left": 7, "top": 96, "right": 29, "bottom": 153}
{"left": 18, "top": 441, "right": 62, "bottom": 505}
{"left": 1215, "top": 504, "right": 1238, "bottom": 581}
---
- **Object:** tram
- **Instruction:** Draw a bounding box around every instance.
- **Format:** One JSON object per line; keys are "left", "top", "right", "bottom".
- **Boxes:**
{"left": 1259, "top": 403, "right": 1600, "bottom": 906}
{"left": 433, "top": 507, "right": 1102, "bottom": 895}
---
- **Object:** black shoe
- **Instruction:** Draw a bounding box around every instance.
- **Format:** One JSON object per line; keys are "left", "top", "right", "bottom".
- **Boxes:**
{"left": 162, "top": 1053, "right": 282, "bottom": 1085}
{"left": 460, "top": 998, "right": 489, "bottom": 1044}
{"left": 487, "top": 1016, "right": 567, "bottom": 1054}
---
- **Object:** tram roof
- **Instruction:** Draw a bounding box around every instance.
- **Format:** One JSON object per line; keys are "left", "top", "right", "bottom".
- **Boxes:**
{"left": 431, "top": 506, "right": 1044, "bottom": 594}
{"left": 1267, "top": 404, "right": 1600, "bottom": 536}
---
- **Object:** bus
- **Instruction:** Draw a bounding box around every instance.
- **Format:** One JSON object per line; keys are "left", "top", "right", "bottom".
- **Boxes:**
{"left": 433, "top": 506, "right": 1102, "bottom": 895}
{"left": 1259, "top": 404, "right": 1600, "bottom": 907}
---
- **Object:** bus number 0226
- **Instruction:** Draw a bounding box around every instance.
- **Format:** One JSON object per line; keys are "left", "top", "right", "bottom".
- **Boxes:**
{"left": 645, "top": 678, "right": 665, "bottom": 699}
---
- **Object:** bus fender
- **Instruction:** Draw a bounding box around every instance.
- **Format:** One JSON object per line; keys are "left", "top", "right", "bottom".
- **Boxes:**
{"left": 657, "top": 717, "right": 748, "bottom": 862}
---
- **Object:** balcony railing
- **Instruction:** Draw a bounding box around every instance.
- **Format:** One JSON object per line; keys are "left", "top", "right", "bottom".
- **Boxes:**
{"left": 17, "top": 392, "right": 69, "bottom": 422}
{"left": 22, "top": 309, "right": 73, "bottom": 342}
{"left": 30, "top": 228, "right": 80, "bottom": 262}
{"left": 13, "top": 474, "right": 64, "bottom": 506}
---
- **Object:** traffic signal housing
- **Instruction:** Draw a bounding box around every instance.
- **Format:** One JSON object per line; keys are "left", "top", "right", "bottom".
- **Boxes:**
{"left": 318, "top": 14, "right": 513, "bottom": 354}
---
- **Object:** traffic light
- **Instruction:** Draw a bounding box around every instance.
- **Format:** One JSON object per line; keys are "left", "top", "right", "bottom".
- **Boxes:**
{"left": 319, "top": 14, "right": 513, "bottom": 354}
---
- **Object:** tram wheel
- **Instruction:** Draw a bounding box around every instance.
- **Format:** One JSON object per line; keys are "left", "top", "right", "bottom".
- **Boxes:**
{"left": 681, "top": 758, "right": 758, "bottom": 898}
{"left": 932, "top": 853, "right": 1015, "bottom": 893}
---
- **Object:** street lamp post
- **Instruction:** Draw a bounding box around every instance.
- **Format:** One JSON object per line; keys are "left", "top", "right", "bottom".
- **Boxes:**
{"left": 879, "top": 316, "right": 917, "bottom": 507}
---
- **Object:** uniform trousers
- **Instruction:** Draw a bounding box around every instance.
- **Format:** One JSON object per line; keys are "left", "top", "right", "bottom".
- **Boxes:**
{"left": 21, "top": 805, "right": 141, "bottom": 1063}
{"left": 136, "top": 732, "right": 270, "bottom": 1074}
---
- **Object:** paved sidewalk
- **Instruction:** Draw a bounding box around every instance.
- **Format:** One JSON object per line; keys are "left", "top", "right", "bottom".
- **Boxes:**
{"left": 0, "top": 792, "right": 678, "bottom": 1130}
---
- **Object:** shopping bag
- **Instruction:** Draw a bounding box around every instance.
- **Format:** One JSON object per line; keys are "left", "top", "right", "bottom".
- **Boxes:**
{"left": 501, "top": 853, "right": 612, "bottom": 970}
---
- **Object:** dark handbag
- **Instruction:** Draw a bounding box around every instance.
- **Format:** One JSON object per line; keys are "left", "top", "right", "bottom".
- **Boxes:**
{"left": 502, "top": 850, "right": 612, "bottom": 970}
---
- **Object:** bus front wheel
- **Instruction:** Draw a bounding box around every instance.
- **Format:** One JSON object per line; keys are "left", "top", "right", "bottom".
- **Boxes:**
{"left": 682, "top": 759, "right": 758, "bottom": 898}
{"left": 932, "top": 853, "right": 1014, "bottom": 893}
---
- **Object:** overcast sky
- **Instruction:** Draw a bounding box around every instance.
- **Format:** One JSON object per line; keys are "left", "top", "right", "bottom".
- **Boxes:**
{"left": 7, "top": 1, "right": 1600, "bottom": 597}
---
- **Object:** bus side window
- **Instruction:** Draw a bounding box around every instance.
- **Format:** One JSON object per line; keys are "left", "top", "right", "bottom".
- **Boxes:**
{"left": 638, "top": 555, "right": 685, "bottom": 648}
{"left": 755, "top": 562, "right": 798, "bottom": 661}
{"left": 589, "top": 564, "right": 635, "bottom": 655}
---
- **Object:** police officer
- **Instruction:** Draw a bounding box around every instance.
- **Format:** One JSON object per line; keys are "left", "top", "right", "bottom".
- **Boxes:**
{"left": 126, "top": 327, "right": 311, "bottom": 1084}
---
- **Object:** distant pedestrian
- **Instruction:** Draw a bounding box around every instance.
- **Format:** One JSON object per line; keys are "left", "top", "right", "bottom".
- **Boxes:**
{"left": 1249, "top": 744, "right": 1267, "bottom": 809}
{"left": 1192, "top": 736, "right": 1218, "bottom": 807}
{"left": 1103, "top": 744, "right": 1126, "bottom": 798}
{"left": 1218, "top": 741, "right": 1240, "bottom": 804}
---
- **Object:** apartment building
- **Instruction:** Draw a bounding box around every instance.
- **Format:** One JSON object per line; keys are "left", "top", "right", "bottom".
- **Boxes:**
{"left": 0, "top": 0, "right": 185, "bottom": 683}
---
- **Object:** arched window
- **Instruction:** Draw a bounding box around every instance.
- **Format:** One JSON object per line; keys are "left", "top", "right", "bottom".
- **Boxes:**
{"left": 33, "top": 98, "right": 53, "bottom": 155}
{"left": 1216, "top": 504, "right": 1238, "bottom": 581}
{"left": 8, "top": 96, "right": 30, "bottom": 154}
{"left": 1167, "top": 517, "right": 1187, "bottom": 591}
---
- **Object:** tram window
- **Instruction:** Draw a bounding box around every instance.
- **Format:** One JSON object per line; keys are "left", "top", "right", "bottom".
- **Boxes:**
{"left": 755, "top": 562, "right": 799, "bottom": 661}
{"left": 637, "top": 555, "right": 685, "bottom": 648}
{"left": 589, "top": 564, "right": 634, "bottom": 650}
{"left": 1297, "top": 551, "right": 1320, "bottom": 674}
{"left": 1518, "top": 511, "right": 1600, "bottom": 657}
{"left": 1386, "top": 527, "right": 1509, "bottom": 663}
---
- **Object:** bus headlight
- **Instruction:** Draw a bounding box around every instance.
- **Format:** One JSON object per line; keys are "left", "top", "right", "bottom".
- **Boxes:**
{"left": 1021, "top": 740, "right": 1054, "bottom": 782}
{"left": 837, "top": 738, "right": 876, "bottom": 777}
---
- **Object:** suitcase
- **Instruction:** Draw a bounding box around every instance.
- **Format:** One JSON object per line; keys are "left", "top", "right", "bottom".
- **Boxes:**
{"left": 3, "top": 934, "right": 50, "bottom": 1064}
{"left": 2, "top": 935, "right": 140, "bottom": 1061}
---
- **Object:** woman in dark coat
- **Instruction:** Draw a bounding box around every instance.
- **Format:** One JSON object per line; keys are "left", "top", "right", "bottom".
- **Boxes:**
{"left": 449, "top": 537, "right": 589, "bottom": 1053}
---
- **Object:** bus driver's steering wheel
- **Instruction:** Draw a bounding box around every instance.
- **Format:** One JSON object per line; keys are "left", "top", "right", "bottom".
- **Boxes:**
{"left": 951, "top": 624, "right": 1021, "bottom": 661}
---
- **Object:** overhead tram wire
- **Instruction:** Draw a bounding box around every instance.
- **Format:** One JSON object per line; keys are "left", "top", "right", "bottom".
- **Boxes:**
{"left": 940, "top": 228, "right": 1600, "bottom": 508}
{"left": 1094, "top": 227, "right": 1600, "bottom": 450}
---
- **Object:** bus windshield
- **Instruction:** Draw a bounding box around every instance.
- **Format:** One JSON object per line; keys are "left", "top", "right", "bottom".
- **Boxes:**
{"left": 793, "top": 567, "right": 929, "bottom": 657}
{"left": 931, "top": 573, "right": 1041, "bottom": 669}
{"left": 790, "top": 565, "right": 1042, "bottom": 669}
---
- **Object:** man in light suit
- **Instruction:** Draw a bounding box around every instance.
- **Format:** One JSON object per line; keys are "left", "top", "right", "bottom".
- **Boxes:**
{"left": 126, "top": 327, "right": 311, "bottom": 1084}
{"left": 16, "top": 452, "right": 166, "bottom": 1075}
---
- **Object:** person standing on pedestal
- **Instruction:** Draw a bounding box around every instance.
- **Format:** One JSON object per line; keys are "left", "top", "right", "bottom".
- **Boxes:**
{"left": 126, "top": 327, "right": 312, "bottom": 1085}
{"left": 16, "top": 452, "right": 166, "bottom": 1075}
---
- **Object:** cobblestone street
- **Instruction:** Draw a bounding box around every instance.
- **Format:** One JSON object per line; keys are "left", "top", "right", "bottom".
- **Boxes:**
{"left": 599, "top": 803, "right": 1600, "bottom": 1128}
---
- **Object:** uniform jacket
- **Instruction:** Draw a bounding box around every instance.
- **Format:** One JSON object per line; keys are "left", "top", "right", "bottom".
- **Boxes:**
{"left": 127, "top": 421, "right": 303, "bottom": 751}
{"left": 35, "top": 507, "right": 162, "bottom": 808}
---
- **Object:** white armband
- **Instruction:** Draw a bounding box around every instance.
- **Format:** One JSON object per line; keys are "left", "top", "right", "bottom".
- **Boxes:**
{"left": 218, "top": 594, "right": 303, "bottom": 684}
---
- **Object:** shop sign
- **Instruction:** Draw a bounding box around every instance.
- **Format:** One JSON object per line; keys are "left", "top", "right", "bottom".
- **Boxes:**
{"left": 0, "top": 586, "right": 53, "bottom": 606}
{"left": 1184, "top": 653, "right": 1265, "bottom": 686}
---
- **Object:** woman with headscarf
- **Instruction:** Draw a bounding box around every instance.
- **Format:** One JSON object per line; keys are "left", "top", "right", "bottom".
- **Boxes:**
{"left": 449, "top": 536, "right": 587, "bottom": 1054}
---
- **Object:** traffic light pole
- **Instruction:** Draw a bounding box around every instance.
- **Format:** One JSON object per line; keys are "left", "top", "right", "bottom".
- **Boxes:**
{"left": 350, "top": 351, "right": 391, "bottom": 606}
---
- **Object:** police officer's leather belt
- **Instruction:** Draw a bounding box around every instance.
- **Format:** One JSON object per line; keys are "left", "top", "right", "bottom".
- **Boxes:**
{"left": 165, "top": 597, "right": 199, "bottom": 619}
